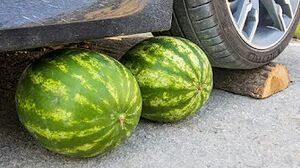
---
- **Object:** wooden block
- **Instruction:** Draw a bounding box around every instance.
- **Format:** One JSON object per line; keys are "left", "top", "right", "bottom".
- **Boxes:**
{"left": 213, "top": 63, "right": 290, "bottom": 99}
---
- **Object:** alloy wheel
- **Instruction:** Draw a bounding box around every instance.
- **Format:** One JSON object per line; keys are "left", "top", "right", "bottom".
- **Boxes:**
{"left": 227, "top": 0, "right": 300, "bottom": 49}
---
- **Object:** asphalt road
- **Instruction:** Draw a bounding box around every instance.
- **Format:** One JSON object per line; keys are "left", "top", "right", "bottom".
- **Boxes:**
{"left": 0, "top": 41, "right": 300, "bottom": 168}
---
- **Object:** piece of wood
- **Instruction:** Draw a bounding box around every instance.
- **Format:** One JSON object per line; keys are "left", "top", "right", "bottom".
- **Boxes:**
{"left": 213, "top": 63, "right": 290, "bottom": 99}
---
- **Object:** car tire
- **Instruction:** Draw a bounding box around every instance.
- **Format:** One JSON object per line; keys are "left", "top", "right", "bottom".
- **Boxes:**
{"left": 156, "top": 0, "right": 300, "bottom": 69}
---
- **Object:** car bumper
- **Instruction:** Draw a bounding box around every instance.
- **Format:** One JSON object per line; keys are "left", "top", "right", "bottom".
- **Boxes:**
{"left": 0, "top": 0, "right": 173, "bottom": 51}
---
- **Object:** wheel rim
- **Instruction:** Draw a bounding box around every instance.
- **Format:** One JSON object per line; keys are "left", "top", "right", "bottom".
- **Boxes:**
{"left": 226, "top": 0, "right": 300, "bottom": 49}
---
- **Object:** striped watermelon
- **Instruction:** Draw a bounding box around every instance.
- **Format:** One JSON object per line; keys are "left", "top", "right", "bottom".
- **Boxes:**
{"left": 121, "top": 36, "right": 213, "bottom": 122}
{"left": 15, "top": 49, "right": 142, "bottom": 157}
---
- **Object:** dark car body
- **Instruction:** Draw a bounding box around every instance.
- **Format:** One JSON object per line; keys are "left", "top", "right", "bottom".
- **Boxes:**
{"left": 0, "top": 0, "right": 173, "bottom": 51}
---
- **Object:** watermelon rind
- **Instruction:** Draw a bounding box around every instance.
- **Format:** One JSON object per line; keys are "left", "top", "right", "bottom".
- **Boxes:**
{"left": 16, "top": 49, "right": 142, "bottom": 157}
{"left": 121, "top": 36, "right": 213, "bottom": 122}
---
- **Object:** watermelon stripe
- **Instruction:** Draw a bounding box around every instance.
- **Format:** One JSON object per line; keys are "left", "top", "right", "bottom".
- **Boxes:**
{"left": 49, "top": 60, "right": 69, "bottom": 73}
{"left": 123, "top": 104, "right": 142, "bottom": 118}
{"left": 154, "top": 37, "right": 202, "bottom": 81}
{"left": 27, "top": 53, "right": 127, "bottom": 126}
{"left": 107, "top": 57, "right": 140, "bottom": 110}
{"left": 71, "top": 74, "right": 97, "bottom": 92}
{"left": 156, "top": 55, "right": 196, "bottom": 82}
{"left": 113, "top": 63, "right": 130, "bottom": 110}
{"left": 17, "top": 83, "right": 112, "bottom": 130}
{"left": 141, "top": 65, "right": 194, "bottom": 85}
{"left": 194, "top": 48, "right": 211, "bottom": 84}
{"left": 73, "top": 93, "right": 104, "bottom": 113}
{"left": 83, "top": 127, "right": 118, "bottom": 157}
{"left": 179, "top": 38, "right": 211, "bottom": 83}
{"left": 38, "top": 124, "right": 117, "bottom": 151}
{"left": 29, "top": 54, "right": 118, "bottom": 118}
{"left": 17, "top": 97, "right": 75, "bottom": 123}
{"left": 69, "top": 55, "right": 120, "bottom": 107}
{"left": 142, "top": 92, "right": 197, "bottom": 116}
{"left": 128, "top": 42, "right": 197, "bottom": 83}
{"left": 157, "top": 50, "right": 198, "bottom": 81}
{"left": 177, "top": 39, "right": 205, "bottom": 81}
{"left": 71, "top": 53, "right": 102, "bottom": 78}
{"left": 144, "top": 93, "right": 201, "bottom": 122}
{"left": 29, "top": 71, "right": 69, "bottom": 99}
{"left": 181, "top": 38, "right": 210, "bottom": 66}
{"left": 50, "top": 126, "right": 116, "bottom": 155}
{"left": 48, "top": 72, "right": 114, "bottom": 115}
{"left": 129, "top": 44, "right": 160, "bottom": 65}
{"left": 23, "top": 121, "right": 107, "bottom": 141}
{"left": 142, "top": 90, "right": 196, "bottom": 108}
{"left": 136, "top": 69, "right": 194, "bottom": 90}
{"left": 140, "top": 87, "right": 195, "bottom": 106}
{"left": 75, "top": 123, "right": 125, "bottom": 157}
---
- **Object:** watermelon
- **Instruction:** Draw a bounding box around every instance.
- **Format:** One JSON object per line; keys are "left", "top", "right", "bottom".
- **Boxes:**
{"left": 15, "top": 49, "right": 142, "bottom": 157}
{"left": 121, "top": 36, "right": 213, "bottom": 122}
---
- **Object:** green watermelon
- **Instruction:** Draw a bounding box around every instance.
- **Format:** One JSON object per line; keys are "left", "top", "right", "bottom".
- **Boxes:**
{"left": 121, "top": 36, "right": 213, "bottom": 122}
{"left": 15, "top": 49, "right": 142, "bottom": 157}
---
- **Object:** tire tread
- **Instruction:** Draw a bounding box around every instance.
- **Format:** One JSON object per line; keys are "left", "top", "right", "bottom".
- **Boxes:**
{"left": 164, "top": 0, "right": 252, "bottom": 68}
